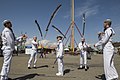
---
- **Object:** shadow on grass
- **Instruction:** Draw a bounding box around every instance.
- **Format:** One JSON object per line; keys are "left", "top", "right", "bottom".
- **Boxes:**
{"left": 36, "top": 65, "right": 49, "bottom": 68}
{"left": 13, "top": 73, "right": 45, "bottom": 80}
{"left": 95, "top": 74, "right": 106, "bottom": 80}
{"left": 64, "top": 69, "right": 74, "bottom": 75}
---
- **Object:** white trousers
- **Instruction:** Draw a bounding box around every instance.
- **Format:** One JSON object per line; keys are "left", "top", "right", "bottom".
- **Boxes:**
{"left": 103, "top": 48, "right": 118, "bottom": 80}
{"left": 28, "top": 50, "right": 38, "bottom": 67}
{"left": 80, "top": 51, "right": 87, "bottom": 66}
{"left": 0, "top": 50, "right": 13, "bottom": 80}
{"left": 57, "top": 58, "right": 64, "bottom": 75}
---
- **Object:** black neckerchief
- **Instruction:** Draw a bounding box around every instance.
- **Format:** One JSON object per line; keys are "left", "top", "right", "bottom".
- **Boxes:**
{"left": 9, "top": 28, "right": 16, "bottom": 41}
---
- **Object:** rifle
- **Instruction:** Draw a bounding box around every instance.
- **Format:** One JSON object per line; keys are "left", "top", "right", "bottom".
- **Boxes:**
{"left": 52, "top": 57, "right": 58, "bottom": 68}
{"left": 44, "top": 4, "right": 62, "bottom": 38}
{"left": 52, "top": 25, "right": 66, "bottom": 39}
{"left": 82, "top": 13, "right": 85, "bottom": 36}
{"left": 35, "top": 20, "right": 43, "bottom": 39}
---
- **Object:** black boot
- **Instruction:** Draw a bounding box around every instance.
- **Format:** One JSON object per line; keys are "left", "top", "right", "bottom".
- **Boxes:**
{"left": 85, "top": 66, "right": 89, "bottom": 71}
{"left": 28, "top": 67, "right": 31, "bottom": 69}
{"left": 7, "top": 78, "right": 12, "bottom": 80}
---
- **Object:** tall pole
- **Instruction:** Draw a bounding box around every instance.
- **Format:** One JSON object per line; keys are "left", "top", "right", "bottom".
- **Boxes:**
{"left": 71, "top": 0, "right": 75, "bottom": 52}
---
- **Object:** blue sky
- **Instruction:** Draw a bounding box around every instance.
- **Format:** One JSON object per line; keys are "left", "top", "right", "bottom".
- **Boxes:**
{"left": 0, "top": 0, "right": 120, "bottom": 46}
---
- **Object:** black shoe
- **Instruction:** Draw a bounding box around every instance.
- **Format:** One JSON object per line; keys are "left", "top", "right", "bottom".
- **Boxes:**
{"left": 87, "top": 57, "right": 91, "bottom": 60}
{"left": 8, "top": 78, "right": 12, "bottom": 80}
{"left": 85, "top": 68, "right": 87, "bottom": 71}
{"left": 28, "top": 67, "right": 31, "bottom": 69}
{"left": 33, "top": 67, "right": 37, "bottom": 69}
{"left": 87, "top": 66, "right": 89, "bottom": 69}
{"left": 85, "top": 66, "right": 89, "bottom": 71}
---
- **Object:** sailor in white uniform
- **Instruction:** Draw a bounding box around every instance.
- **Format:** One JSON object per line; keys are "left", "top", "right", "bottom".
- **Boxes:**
{"left": 28, "top": 36, "right": 38, "bottom": 69}
{"left": 56, "top": 35, "right": 64, "bottom": 76}
{"left": 94, "top": 19, "right": 118, "bottom": 80}
{"left": 78, "top": 38, "right": 88, "bottom": 71}
{"left": 0, "top": 20, "right": 25, "bottom": 80}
